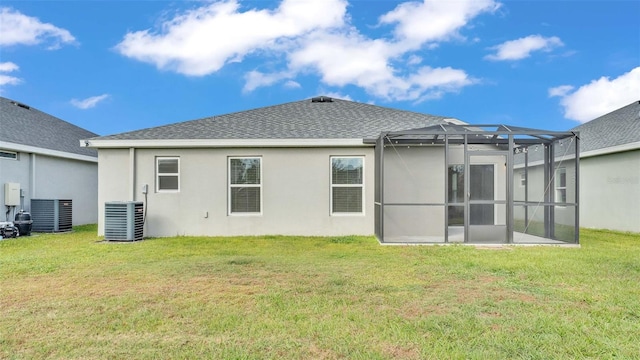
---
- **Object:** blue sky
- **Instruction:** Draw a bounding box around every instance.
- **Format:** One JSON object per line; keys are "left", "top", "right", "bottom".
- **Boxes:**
{"left": 1, "top": 0, "right": 638, "bottom": 136}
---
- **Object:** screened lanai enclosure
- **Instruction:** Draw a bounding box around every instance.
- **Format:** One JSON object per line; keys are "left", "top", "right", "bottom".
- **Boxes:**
{"left": 373, "top": 124, "right": 580, "bottom": 245}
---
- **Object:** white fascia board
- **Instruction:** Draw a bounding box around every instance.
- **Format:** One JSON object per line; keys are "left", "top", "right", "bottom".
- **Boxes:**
{"left": 443, "top": 118, "right": 468, "bottom": 125}
{"left": 1, "top": 141, "right": 98, "bottom": 163}
{"left": 580, "top": 141, "right": 640, "bottom": 159}
{"left": 513, "top": 141, "right": 640, "bottom": 169}
{"left": 82, "top": 138, "right": 371, "bottom": 148}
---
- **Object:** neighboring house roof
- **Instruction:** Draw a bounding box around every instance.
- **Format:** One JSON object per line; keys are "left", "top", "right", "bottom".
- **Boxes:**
{"left": 0, "top": 96, "right": 98, "bottom": 159}
{"left": 572, "top": 100, "right": 640, "bottom": 154}
{"left": 90, "top": 97, "right": 455, "bottom": 145}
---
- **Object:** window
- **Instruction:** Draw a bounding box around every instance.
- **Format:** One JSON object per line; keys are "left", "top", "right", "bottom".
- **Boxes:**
{"left": 331, "top": 157, "right": 364, "bottom": 214}
{"left": 520, "top": 172, "right": 526, "bottom": 187}
{"left": 156, "top": 157, "right": 179, "bottom": 192}
{"left": 556, "top": 167, "right": 566, "bottom": 204}
{"left": 0, "top": 150, "right": 18, "bottom": 160}
{"left": 229, "top": 157, "right": 261, "bottom": 214}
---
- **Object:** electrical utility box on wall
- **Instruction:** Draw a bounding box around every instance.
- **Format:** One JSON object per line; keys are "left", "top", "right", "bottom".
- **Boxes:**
{"left": 4, "top": 183, "right": 20, "bottom": 206}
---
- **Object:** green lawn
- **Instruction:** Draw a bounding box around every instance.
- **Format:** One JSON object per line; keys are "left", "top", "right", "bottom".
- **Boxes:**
{"left": 1, "top": 226, "right": 639, "bottom": 359}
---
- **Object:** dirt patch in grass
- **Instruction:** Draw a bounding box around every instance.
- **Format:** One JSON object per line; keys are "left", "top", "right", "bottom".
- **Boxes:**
{"left": 381, "top": 342, "right": 420, "bottom": 359}
{"left": 397, "top": 275, "right": 538, "bottom": 320}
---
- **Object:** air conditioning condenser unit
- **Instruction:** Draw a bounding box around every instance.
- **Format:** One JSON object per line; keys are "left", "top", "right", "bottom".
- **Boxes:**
{"left": 104, "top": 201, "right": 144, "bottom": 241}
{"left": 30, "top": 199, "right": 73, "bottom": 232}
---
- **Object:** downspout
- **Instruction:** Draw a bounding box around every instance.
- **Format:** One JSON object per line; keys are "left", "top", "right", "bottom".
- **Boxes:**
{"left": 129, "top": 148, "right": 136, "bottom": 201}
{"left": 574, "top": 134, "right": 580, "bottom": 244}
{"left": 379, "top": 133, "right": 385, "bottom": 243}
{"left": 30, "top": 153, "right": 36, "bottom": 200}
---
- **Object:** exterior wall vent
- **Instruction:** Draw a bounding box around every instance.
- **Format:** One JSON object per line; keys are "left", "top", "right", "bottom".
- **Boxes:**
{"left": 10, "top": 101, "right": 31, "bottom": 110}
{"left": 104, "top": 201, "right": 144, "bottom": 241}
{"left": 311, "top": 96, "right": 333, "bottom": 103}
{"left": 30, "top": 199, "right": 73, "bottom": 232}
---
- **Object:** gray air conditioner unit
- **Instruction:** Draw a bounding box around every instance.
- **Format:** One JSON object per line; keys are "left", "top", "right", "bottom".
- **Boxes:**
{"left": 30, "top": 199, "right": 73, "bottom": 232}
{"left": 104, "top": 201, "right": 144, "bottom": 241}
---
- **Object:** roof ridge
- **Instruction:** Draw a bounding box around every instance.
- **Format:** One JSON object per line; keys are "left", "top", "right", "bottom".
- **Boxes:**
{"left": 91, "top": 96, "right": 452, "bottom": 141}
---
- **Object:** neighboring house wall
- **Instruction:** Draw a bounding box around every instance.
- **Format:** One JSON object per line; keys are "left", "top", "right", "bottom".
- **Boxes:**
{"left": 0, "top": 151, "right": 31, "bottom": 219}
{"left": 513, "top": 162, "right": 577, "bottom": 229}
{"left": 513, "top": 149, "right": 640, "bottom": 233}
{"left": 97, "top": 147, "right": 375, "bottom": 237}
{"left": 0, "top": 150, "right": 98, "bottom": 225}
{"left": 34, "top": 154, "right": 98, "bottom": 225}
{"left": 580, "top": 150, "right": 640, "bottom": 232}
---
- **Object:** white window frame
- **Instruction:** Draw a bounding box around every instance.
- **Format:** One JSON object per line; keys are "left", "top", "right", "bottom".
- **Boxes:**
{"left": 519, "top": 172, "right": 526, "bottom": 187}
{"left": 228, "top": 156, "right": 262, "bottom": 216}
{"left": 330, "top": 156, "right": 365, "bottom": 216}
{"left": 156, "top": 156, "right": 180, "bottom": 193}
{"left": 556, "top": 167, "right": 567, "bottom": 206}
{"left": 0, "top": 149, "right": 18, "bottom": 160}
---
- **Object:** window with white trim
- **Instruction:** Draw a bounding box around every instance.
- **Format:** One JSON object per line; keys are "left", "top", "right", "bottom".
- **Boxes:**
{"left": 556, "top": 167, "right": 566, "bottom": 203}
{"left": 0, "top": 150, "right": 18, "bottom": 160}
{"left": 520, "top": 172, "right": 526, "bottom": 187}
{"left": 229, "top": 157, "right": 261, "bottom": 214}
{"left": 156, "top": 157, "right": 180, "bottom": 192}
{"left": 331, "top": 156, "right": 364, "bottom": 214}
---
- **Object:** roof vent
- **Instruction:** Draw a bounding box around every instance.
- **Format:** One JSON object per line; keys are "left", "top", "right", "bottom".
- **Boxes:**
{"left": 311, "top": 96, "right": 333, "bottom": 103}
{"left": 10, "top": 101, "right": 30, "bottom": 110}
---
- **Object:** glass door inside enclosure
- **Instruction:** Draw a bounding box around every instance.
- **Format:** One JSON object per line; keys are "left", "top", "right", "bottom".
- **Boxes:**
{"left": 466, "top": 152, "right": 508, "bottom": 243}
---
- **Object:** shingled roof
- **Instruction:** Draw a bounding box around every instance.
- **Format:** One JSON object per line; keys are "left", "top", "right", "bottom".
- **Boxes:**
{"left": 92, "top": 96, "right": 454, "bottom": 141}
{"left": 572, "top": 100, "right": 640, "bottom": 153}
{"left": 0, "top": 97, "right": 97, "bottom": 158}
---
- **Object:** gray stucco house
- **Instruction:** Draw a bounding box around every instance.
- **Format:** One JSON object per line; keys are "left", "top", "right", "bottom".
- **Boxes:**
{"left": 571, "top": 100, "right": 640, "bottom": 232}
{"left": 86, "top": 96, "right": 580, "bottom": 244}
{"left": 0, "top": 96, "right": 98, "bottom": 225}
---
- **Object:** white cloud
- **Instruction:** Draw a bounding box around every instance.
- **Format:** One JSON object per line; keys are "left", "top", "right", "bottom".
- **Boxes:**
{"left": 0, "top": 74, "right": 21, "bottom": 86}
{"left": 407, "top": 66, "right": 476, "bottom": 101}
{"left": 0, "top": 62, "right": 21, "bottom": 87}
{"left": 116, "top": 0, "right": 347, "bottom": 76}
{"left": 406, "top": 55, "right": 422, "bottom": 66}
{"left": 283, "top": 80, "right": 301, "bottom": 89}
{"left": 289, "top": 33, "right": 398, "bottom": 93}
{"left": 380, "top": 0, "right": 500, "bottom": 48}
{"left": 116, "top": 0, "right": 497, "bottom": 101}
{"left": 0, "top": 62, "right": 19, "bottom": 72}
{"left": 548, "top": 85, "right": 573, "bottom": 98}
{"left": 549, "top": 67, "right": 640, "bottom": 123}
{"left": 70, "top": 94, "right": 110, "bottom": 109}
{"left": 243, "top": 70, "right": 292, "bottom": 93}
{"left": 288, "top": 32, "right": 476, "bottom": 101}
{"left": 485, "top": 35, "right": 563, "bottom": 61}
{"left": 0, "top": 7, "right": 76, "bottom": 48}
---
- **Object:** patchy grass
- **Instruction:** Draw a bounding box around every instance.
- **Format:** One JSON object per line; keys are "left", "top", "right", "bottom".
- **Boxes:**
{"left": 1, "top": 226, "right": 639, "bottom": 359}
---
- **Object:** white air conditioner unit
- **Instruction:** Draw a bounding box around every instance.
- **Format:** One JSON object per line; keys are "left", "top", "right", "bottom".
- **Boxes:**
{"left": 30, "top": 199, "right": 73, "bottom": 232}
{"left": 104, "top": 201, "right": 144, "bottom": 241}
